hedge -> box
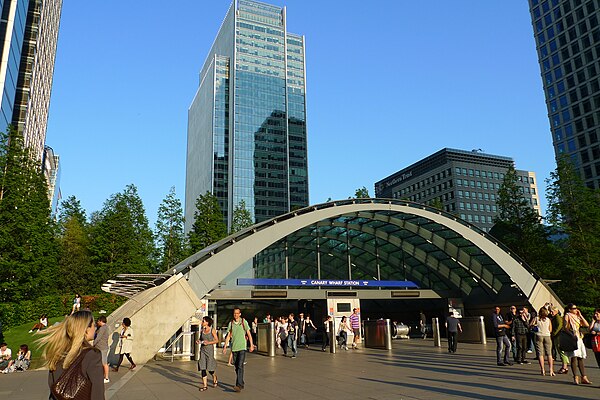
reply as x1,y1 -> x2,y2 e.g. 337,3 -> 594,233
0,293 -> 127,329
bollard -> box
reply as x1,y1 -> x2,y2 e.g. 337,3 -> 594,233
329,320 -> 336,353
256,322 -> 276,356
432,317 -> 441,347
478,316 -> 487,345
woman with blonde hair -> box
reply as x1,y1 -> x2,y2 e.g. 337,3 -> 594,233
564,303 -> 591,385
37,310 -> 104,399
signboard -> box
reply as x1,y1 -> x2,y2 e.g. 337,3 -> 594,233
237,278 -> 418,288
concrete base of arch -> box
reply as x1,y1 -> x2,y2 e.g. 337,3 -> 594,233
106,274 -> 202,364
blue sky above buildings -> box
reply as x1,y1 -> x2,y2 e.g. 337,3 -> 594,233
46,0 -> 552,224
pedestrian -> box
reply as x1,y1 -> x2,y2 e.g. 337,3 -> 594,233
322,316 -> 332,351
526,307 -> 536,353
29,314 -> 48,333
337,316 -> 350,350
491,306 -> 512,366
112,317 -> 136,372
532,307 -> 554,376
506,306 -> 518,362
302,314 -> 316,348
222,308 -> 254,392
251,316 -> 258,346
37,310 -> 104,399
419,311 -> 427,339
445,312 -> 462,353
279,316 -> 289,355
298,313 -> 306,346
513,308 -> 531,364
564,303 -> 591,384
93,315 -> 110,383
550,306 -> 569,374
263,313 -> 271,323
71,294 -> 81,315
197,316 -> 218,392
287,313 -> 298,358
349,308 -> 361,349
589,309 -> 600,370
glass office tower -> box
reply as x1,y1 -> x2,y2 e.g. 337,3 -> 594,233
186,0 -> 309,232
528,0 -> 600,188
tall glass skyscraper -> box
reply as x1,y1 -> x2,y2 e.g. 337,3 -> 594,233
527,0 -> 600,188
186,0 -> 309,232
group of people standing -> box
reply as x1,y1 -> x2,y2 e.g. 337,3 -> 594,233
492,303 -> 600,386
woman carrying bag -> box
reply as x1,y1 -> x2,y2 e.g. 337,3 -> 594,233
564,303 -> 591,385
589,309 -> 600,369
38,310 -> 105,400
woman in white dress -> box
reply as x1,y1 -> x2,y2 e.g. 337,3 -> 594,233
564,303 -> 591,385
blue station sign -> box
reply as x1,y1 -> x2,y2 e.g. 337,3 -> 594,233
237,278 -> 418,288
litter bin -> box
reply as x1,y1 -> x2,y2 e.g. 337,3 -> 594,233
363,319 -> 393,350
256,322 -> 276,356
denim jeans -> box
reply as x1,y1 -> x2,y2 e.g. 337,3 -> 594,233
232,350 -> 246,388
287,333 -> 297,356
496,335 -> 511,364
448,331 -> 458,352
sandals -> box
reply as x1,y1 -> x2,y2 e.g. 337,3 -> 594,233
213,380 -> 218,388
199,386 -> 208,392
557,367 -> 569,374
581,376 -> 592,384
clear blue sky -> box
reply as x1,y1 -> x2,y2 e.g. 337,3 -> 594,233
46,1 -> 553,225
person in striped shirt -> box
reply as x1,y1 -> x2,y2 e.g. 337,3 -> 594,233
349,308 -> 361,349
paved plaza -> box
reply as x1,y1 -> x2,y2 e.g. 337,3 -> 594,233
2,339 -> 599,399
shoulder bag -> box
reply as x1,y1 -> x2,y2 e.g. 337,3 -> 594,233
50,348 -> 92,400
559,329 -> 578,352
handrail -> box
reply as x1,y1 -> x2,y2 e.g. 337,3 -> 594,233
161,331 -> 193,362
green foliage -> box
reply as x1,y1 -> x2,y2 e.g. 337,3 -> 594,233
0,293 -> 126,330
155,187 -> 186,271
354,186 -> 370,198
490,165 -> 556,277
428,198 -> 444,210
188,191 -> 227,253
545,157 -> 600,306
0,128 -> 59,303
230,199 -> 253,233
89,184 -> 155,283
58,216 -> 95,293
58,195 -> 87,230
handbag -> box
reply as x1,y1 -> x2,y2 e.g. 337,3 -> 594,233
50,348 -> 93,400
583,333 -> 593,349
592,335 -> 600,353
558,329 -> 578,352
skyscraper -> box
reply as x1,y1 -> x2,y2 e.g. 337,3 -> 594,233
375,148 -> 541,232
527,0 -> 600,188
0,0 -> 62,162
186,0 -> 309,232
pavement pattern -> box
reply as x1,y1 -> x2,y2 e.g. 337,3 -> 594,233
2,339 -> 599,400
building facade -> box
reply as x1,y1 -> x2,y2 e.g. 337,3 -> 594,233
42,144 -> 60,216
528,0 -> 600,188
185,0 -> 309,232
375,148 -> 541,232
0,0 -> 62,162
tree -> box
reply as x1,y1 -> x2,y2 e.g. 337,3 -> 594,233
58,195 -> 87,229
545,157 -> 600,306
188,191 -> 227,254
491,166 -> 552,276
58,215 -> 95,293
155,187 -> 186,272
354,187 -> 370,198
0,128 -> 59,302
89,184 -> 155,283
231,199 -> 253,234
428,198 -> 444,210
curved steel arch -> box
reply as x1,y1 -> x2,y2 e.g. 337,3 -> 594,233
172,199 -> 561,312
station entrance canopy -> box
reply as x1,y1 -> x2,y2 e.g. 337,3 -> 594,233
104,199 -> 562,362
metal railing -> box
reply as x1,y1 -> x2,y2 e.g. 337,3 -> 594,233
157,331 -> 194,362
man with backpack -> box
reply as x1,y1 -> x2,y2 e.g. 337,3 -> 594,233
223,308 -> 254,392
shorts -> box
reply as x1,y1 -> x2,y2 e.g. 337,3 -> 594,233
101,350 -> 108,364
352,328 -> 360,338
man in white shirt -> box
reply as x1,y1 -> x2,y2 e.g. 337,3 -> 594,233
0,343 -> 12,372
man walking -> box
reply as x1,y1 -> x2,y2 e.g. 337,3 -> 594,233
492,306 -> 512,366
93,315 -> 111,383
513,307 -> 531,365
445,312 -> 462,353
505,306 -> 518,362
350,308 -> 361,349
322,316 -> 332,351
223,308 -> 254,392
419,311 -> 427,339
287,313 -> 298,358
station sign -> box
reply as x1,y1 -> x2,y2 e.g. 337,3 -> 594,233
237,278 -> 418,288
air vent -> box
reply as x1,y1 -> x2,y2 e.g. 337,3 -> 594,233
251,290 -> 287,298
327,291 -> 357,297
391,290 -> 420,298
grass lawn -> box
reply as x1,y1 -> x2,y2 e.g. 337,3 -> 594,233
4,317 -> 65,370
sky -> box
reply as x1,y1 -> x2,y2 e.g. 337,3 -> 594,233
46,1 -> 553,226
